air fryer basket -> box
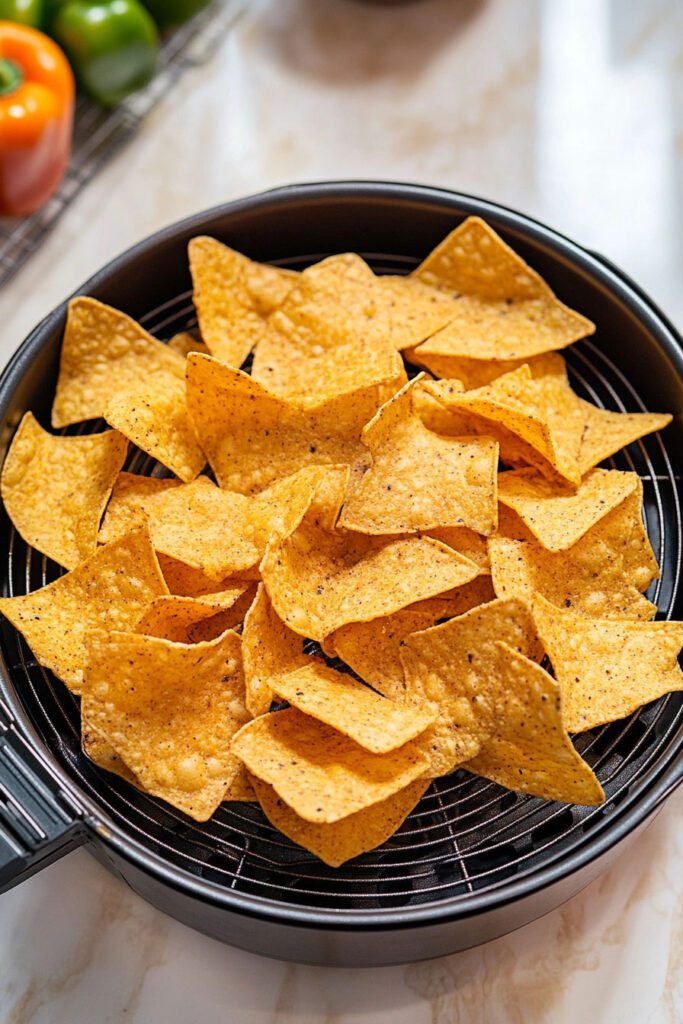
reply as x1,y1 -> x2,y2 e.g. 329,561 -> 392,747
0,183 -> 680,967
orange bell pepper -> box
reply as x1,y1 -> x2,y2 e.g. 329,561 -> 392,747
0,21 -> 74,216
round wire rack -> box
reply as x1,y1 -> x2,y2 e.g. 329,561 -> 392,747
1,251 -> 681,913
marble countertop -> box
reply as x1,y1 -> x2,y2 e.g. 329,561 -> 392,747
0,0 -> 681,1020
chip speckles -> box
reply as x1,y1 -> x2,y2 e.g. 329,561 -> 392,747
231,708 -> 430,824
52,297 -> 186,428
339,376 -> 499,536
533,596 -> 683,732
82,628 -> 248,821
1,412 -> 127,569
0,526 -> 168,693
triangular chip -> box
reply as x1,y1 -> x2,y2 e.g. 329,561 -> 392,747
52,298 -> 185,428
100,468 -> 322,581
82,628 -> 248,820
411,216 -> 594,360
339,376 -> 499,535
231,708 -> 429,824
533,596 -> 683,732
186,354 -> 387,494
189,236 -> 295,366
186,589 -> 257,643
463,642 -> 604,804
272,661 -> 437,754
82,721 -> 138,786
261,514 -> 479,641
489,486 -> 659,620
0,527 -> 168,693
105,375 -> 205,482
400,598 -> 540,775
136,586 -> 253,643
250,774 -> 430,866
405,349 -> 571,390
378,275 -> 458,351
1,413 -> 127,569
577,401 -> 672,474
252,254 -> 404,402
328,577 -> 496,700
497,467 -> 640,551
242,584 -> 308,717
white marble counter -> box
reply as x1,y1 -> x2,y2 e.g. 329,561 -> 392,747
0,0 -> 681,1020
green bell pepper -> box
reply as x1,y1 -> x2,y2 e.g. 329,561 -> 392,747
0,0 -> 43,26
51,0 -> 158,107
141,0 -> 210,28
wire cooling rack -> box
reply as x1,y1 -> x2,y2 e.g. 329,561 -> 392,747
0,0 -> 245,290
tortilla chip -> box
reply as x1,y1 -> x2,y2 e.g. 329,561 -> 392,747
463,642 -> 604,804
167,331 -> 208,357
242,584 -> 307,717
328,577 -> 495,700
186,354 -> 387,494
252,254 -> 404,402
231,708 -> 429,824
251,774 -> 430,866
405,349 -> 569,389
532,596 -> 683,732
490,485 -> 659,620
400,598 -> 540,775
52,298 -> 185,428
339,376 -> 499,536
99,474 -> 179,543
0,526 -> 168,693
136,586 -> 253,643
378,275 -> 458,351
100,468 -> 321,581
577,401 -> 672,474
1,413 -> 127,569
272,661 -> 437,754
82,722 -> 138,786
411,216 -> 594,360
261,514 -> 480,641
189,236 -> 295,367
156,552 -> 258,599
423,365 -> 580,486
223,767 -> 257,802
186,591 -> 258,642
82,628 -> 248,821
497,467 -> 640,551
426,526 -> 491,574
105,375 -> 205,483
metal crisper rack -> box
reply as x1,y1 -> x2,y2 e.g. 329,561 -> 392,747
0,0 -> 245,290
1,249 -> 681,914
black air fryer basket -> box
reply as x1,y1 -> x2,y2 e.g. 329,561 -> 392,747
0,183 -> 681,967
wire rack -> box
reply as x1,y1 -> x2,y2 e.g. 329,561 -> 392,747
0,0 -> 245,290
0,251 -> 681,913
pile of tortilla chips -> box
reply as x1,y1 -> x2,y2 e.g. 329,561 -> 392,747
1,217 -> 680,867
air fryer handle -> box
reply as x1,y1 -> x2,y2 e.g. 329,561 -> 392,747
0,700 -> 86,895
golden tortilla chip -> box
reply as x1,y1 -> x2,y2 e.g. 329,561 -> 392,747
463,643 -> 604,804
497,467 -> 640,551
328,577 -> 496,700
82,722 -> 138,786
1,413 -> 127,570
577,401 -> 672,475
189,236 -> 295,367
339,376 -> 499,536
400,598 -> 540,775
261,514 -> 480,641
426,526 -> 491,574
378,275 -> 459,351
186,590 -> 258,643
224,767 -> 257,802
533,596 -> 683,732
99,473 -> 180,544
82,628 -> 248,821
272,661 -> 437,754
52,298 -> 185,428
136,586 -> 253,643
242,584 -> 307,717
105,375 -> 205,483
411,216 -> 594,360
0,526 -> 168,693
490,485 -> 658,620
252,254 -> 404,402
405,349 -> 569,389
167,331 -> 208,357
186,354 -> 387,494
100,468 -> 321,581
251,774 -> 430,866
231,708 -> 429,824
